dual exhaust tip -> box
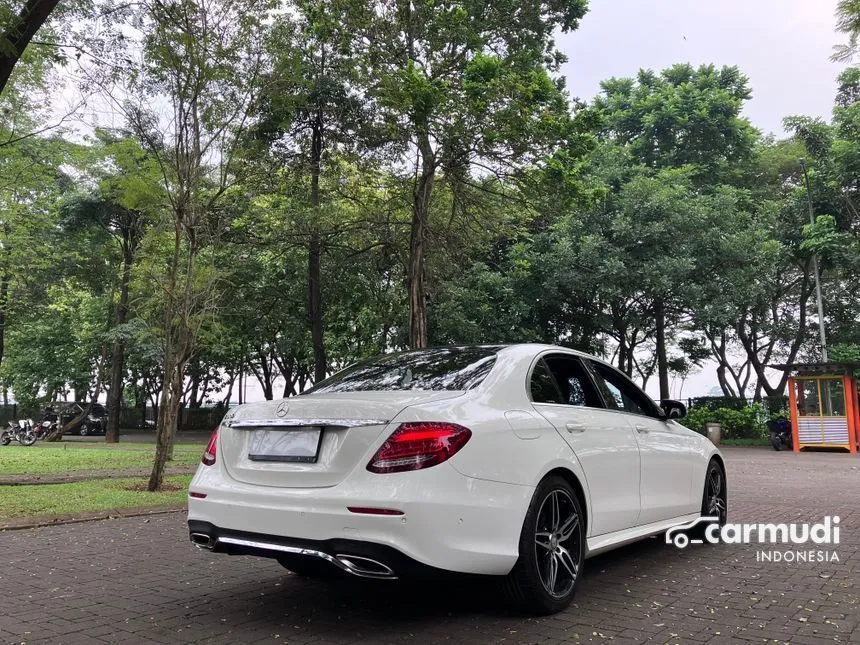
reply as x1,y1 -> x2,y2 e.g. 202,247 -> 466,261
189,532 -> 396,580
191,532 -> 216,549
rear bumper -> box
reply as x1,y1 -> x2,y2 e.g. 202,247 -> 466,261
187,461 -> 533,576
188,520 -> 463,580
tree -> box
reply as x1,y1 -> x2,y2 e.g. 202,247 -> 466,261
590,64 -> 756,398
832,0 -> 860,62
332,0 -> 587,349
0,0 -> 61,95
253,2 -> 378,383
114,0 -> 274,490
60,133 -> 160,441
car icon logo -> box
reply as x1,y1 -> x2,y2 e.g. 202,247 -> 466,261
275,402 -> 289,417
665,517 -> 719,548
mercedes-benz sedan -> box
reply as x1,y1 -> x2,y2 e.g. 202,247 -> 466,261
188,344 -> 726,614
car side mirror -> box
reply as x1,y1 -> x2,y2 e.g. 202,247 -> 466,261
660,399 -> 687,420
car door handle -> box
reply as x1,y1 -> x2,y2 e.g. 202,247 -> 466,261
566,423 -> 586,433
635,424 -> 648,433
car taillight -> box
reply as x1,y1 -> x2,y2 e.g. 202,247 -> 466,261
367,422 -> 471,474
201,428 -> 218,466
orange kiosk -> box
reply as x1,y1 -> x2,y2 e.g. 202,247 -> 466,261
782,362 -> 860,454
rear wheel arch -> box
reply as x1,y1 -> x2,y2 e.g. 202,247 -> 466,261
706,453 -> 726,488
543,467 -> 589,538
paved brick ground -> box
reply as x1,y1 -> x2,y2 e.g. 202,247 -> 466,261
0,447 -> 857,644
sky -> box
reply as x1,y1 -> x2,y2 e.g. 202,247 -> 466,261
557,0 -> 848,137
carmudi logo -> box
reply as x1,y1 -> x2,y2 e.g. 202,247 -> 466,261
665,516 -> 841,563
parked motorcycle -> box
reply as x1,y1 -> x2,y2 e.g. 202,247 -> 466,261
767,418 -> 792,451
1,419 -> 37,446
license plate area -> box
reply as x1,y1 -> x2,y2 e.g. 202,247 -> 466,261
248,428 -> 322,463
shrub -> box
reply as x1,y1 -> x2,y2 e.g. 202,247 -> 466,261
680,403 -> 780,440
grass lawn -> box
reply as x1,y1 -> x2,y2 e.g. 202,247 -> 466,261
0,475 -> 192,519
0,444 -> 204,475
720,437 -> 771,447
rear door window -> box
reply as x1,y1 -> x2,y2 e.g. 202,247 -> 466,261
543,355 -> 604,407
587,361 -> 662,418
530,359 -> 564,404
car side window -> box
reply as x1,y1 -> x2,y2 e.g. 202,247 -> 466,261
530,359 -> 564,404
543,355 -> 604,408
588,361 -> 661,418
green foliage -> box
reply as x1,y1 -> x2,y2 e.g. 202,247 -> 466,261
0,0 -> 858,439
0,282 -> 107,406
832,0 -> 860,61
680,403 -> 782,440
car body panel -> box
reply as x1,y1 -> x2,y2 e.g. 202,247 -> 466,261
625,412 -> 699,524
221,391 -> 461,488
189,457 -> 533,574
188,343 -> 723,576
533,402 -> 642,536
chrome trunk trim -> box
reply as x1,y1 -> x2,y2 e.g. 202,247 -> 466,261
228,418 -> 389,429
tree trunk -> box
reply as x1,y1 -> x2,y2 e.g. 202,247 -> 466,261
149,220 -> 191,490
654,298 -> 670,400
221,370 -> 235,406
617,334 -> 627,373
148,354 -> 184,491
253,348 -> 274,400
408,134 -> 435,349
307,97 -> 327,383
308,232 -> 325,383
0,274 -> 9,369
0,0 -> 61,96
188,357 -> 201,408
105,244 -> 133,443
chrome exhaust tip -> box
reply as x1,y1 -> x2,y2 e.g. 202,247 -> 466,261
190,532 -> 215,550
335,554 -> 396,579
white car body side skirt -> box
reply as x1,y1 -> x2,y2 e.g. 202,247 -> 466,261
585,512 -> 700,557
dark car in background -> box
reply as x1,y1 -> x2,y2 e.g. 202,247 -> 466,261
40,402 -> 108,436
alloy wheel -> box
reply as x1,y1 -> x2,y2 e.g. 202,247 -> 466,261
534,489 -> 582,598
706,466 -> 726,522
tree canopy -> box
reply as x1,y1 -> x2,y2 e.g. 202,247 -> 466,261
0,0 -> 857,488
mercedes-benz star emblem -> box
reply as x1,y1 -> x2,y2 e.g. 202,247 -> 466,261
275,401 -> 289,417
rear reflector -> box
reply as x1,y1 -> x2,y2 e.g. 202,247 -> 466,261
201,428 -> 218,466
189,491 -> 207,499
347,507 -> 404,516
367,422 -> 472,474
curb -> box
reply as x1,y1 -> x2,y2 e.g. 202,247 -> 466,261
0,503 -> 187,531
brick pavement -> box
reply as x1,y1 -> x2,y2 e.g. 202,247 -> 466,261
0,446 -> 857,644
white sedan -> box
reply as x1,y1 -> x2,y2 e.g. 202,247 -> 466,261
188,344 -> 727,614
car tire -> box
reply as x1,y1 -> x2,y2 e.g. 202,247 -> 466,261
691,459 -> 727,540
503,475 -> 585,615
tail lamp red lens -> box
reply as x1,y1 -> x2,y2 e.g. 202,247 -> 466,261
367,422 -> 471,473
201,427 -> 218,466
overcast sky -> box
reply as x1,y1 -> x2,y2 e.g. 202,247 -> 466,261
557,0 -> 848,137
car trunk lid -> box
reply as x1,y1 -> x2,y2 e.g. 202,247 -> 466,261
220,391 -> 462,488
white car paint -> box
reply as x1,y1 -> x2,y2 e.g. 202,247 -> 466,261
188,343 -> 723,576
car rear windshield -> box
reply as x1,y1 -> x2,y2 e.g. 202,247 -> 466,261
309,346 -> 501,393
